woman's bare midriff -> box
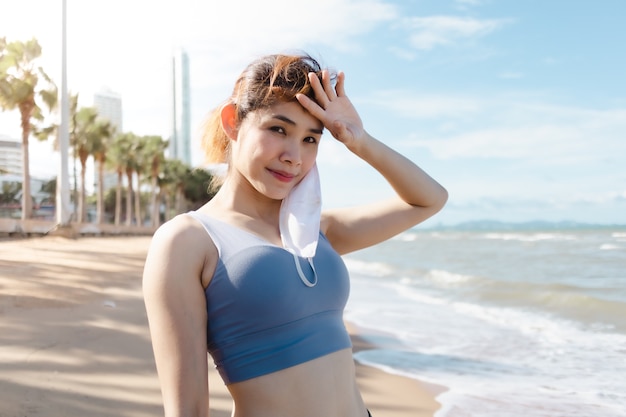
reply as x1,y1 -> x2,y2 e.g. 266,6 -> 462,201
225,348 -> 368,417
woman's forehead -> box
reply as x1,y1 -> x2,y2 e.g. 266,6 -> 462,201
254,101 -> 324,131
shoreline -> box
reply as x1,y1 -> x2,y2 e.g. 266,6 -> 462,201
347,321 -> 444,417
0,235 -> 441,416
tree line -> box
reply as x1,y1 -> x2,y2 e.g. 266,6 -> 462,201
0,37 -> 215,228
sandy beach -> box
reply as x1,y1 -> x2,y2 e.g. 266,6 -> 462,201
0,235 -> 440,417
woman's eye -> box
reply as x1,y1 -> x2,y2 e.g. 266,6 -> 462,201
304,137 -> 318,144
270,126 -> 285,134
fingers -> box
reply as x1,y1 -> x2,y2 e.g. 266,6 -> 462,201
296,93 -> 323,119
308,72 -> 329,110
321,69 -> 337,99
308,69 -> 342,109
335,71 -> 346,97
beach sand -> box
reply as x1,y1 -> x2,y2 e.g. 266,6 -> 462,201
0,235 -> 441,417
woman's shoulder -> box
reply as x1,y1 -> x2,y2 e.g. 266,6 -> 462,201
150,212 -> 214,257
154,211 -> 204,238
146,212 -> 219,288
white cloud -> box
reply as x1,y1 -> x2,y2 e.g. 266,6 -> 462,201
387,46 -> 417,61
612,191 -> 626,203
420,124 -> 586,161
431,120 -> 624,165
439,192 -> 626,225
453,0 -> 486,15
402,16 -> 510,50
361,90 -> 482,119
365,89 -> 626,165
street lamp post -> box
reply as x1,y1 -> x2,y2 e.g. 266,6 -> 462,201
56,0 -> 71,227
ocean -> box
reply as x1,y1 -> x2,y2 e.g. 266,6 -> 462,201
343,227 -> 626,417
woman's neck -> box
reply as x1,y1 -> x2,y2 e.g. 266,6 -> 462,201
208,177 -> 282,226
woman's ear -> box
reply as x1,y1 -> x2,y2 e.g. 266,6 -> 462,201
220,103 -> 238,140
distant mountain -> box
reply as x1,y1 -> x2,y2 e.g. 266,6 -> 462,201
422,220 -> 626,231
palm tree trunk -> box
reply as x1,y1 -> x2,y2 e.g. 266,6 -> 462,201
72,148 -> 78,221
164,190 -> 172,222
175,185 -> 184,215
134,172 -> 142,227
96,157 -> 105,224
125,169 -> 133,226
115,170 -> 122,226
155,189 -> 164,225
150,175 -> 159,227
78,157 -> 87,223
19,101 -> 33,220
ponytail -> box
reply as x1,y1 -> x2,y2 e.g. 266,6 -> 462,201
201,103 -> 231,165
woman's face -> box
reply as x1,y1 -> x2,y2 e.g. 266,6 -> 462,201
230,100 -> 324,201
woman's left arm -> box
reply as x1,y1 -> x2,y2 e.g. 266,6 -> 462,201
297,70 -> 448,254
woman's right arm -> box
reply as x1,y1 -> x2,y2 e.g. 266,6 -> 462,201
143,216 -> 214,417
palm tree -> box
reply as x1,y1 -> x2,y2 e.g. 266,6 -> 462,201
0,182 -> 21,205
71,106 -> 98,223
0,37 -> 57,220
118,134 -> 147,228
183,168 -> 216,209
157,159 -> 180,222
67,94 -> 79,220
33,92 -> 78,149
107,133 -> 126,225
108,132 -> 140,226
132,136 -> 149,227
142,135 -> 168,227
173,162 -> 192,216
92,119 -> 115,224
158,158 -> 189,221
71,106 -> 115,223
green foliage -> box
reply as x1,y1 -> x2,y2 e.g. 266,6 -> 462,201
108,132 -> 141,173
38,178 -> 56,204
143,135 -> 168,172
0,181 -> 21,204
40,177 -> 56,194
103,187 -> 119,216
0,37 -> 57,220
183,168 -> 216,209
0,37 -> 56,114
102,186 -> 150,223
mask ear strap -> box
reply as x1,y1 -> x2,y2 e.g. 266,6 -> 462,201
292,254 -> 317,287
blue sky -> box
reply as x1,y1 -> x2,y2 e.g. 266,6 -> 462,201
1,0 -> 625,226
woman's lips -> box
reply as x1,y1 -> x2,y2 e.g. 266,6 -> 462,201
268,169 -> 296,183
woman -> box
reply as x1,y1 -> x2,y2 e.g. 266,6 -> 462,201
143,53 -> 448,417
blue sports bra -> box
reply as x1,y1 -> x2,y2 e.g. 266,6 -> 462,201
187,211 -> 352,385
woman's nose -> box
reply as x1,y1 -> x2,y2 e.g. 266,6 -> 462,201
280,140 -> 302,165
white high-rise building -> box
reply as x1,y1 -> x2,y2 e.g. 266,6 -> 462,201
0,136 -> 51,207
93,87 -> 123,133
0,136 -> 22,176
170,48 -> 191,165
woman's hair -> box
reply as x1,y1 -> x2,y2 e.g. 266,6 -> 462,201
201,53 -> 332,179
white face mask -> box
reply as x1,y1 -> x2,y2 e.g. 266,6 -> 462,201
279,163 -> 321,259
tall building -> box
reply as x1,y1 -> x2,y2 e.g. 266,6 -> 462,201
170,48 -> 191,165
0,136 -> 22,176
93,87 -> 123,133
93,88 -> 123,191
0,136 -> 51,207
